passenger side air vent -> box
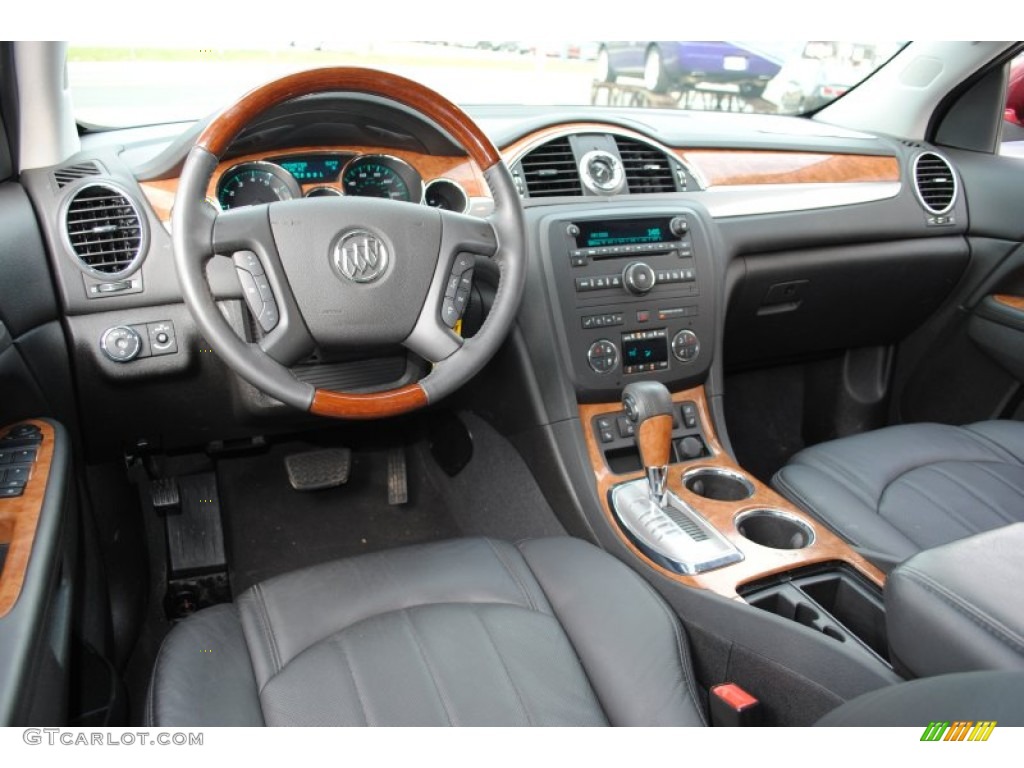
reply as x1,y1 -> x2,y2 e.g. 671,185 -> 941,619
62,182 -> 147,277
519,137 -> 582,198
615,137 -> 676,193
53,161 -> 102,188
913,152 -> 956,214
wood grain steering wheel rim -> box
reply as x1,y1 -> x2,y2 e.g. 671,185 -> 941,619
172,68 -> 526,420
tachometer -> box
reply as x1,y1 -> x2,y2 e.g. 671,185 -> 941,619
341,155 -> 423,203
216,162 -> 301,210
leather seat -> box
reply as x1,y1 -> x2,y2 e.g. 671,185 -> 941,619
147,537 -> 707,726
772,421 -> 1024,564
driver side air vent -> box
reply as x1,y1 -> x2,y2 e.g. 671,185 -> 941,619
615,137 -> 676,193
913,152 -> 956,214
519,137 -> 582,198
53,161 -> 102,188
62,182 -> 147,277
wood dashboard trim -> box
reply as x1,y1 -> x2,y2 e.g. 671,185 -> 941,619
992,294 -> 1024,312
579,387 -> 885,599
0,419 -> 55,618
140,145 -> 487,224
680,150 -> 900,186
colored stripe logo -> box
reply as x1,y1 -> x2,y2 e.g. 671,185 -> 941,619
921,721 -> 997,741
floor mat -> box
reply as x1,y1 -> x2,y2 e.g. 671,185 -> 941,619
218,442 -> 459,595
724,364 -> 806,484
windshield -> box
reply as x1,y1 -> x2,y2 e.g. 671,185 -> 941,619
69,41 -> 906,129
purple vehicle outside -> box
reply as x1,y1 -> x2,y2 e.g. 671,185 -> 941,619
597,41 -> 785,96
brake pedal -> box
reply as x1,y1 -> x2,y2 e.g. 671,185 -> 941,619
387,446 -> 408,506
150,477 -> 181,516
285,448 -> 352,491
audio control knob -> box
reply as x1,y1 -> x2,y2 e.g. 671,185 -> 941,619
670,216 -> 689,237
672,329 -> 700,363
622,262 -> 657,295
587,339 -> 619,374
100,325 -> 142,363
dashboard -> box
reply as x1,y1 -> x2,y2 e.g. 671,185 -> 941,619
17,97 -> 970,455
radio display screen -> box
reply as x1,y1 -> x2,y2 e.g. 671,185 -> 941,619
575,217 -> 673,249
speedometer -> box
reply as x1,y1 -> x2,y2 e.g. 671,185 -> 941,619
341,155 -> 423,203
216,162 -> 301,210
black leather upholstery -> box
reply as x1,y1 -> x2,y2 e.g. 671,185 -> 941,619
816,670 -> 1024,726
886,524 -> 1024,678
772,421 -> 1024,563
148,537 -> 707,727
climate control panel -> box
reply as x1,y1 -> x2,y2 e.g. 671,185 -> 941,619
541,206 -> 716,396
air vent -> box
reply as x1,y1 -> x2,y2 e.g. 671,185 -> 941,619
615,137 -> 676,193
519,137 -> 582,198
913,152 -> 957,214
62,182 -> 147,277
53,161 -> 101,188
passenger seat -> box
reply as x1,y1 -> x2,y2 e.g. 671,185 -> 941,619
771,421 -> 1024,566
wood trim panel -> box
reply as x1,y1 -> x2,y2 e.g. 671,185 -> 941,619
310,383 -> 428,419
680,150 -> 900,186
0,420 -> 55,618
500,121 -> 676,164
992,294 -> 1024,312
579,387 -> 884,599
197,67 -> 500,169
140,146 -> 487,225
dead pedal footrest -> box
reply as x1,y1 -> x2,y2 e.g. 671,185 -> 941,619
387,446 -> 408,506
285,448 -> 352,491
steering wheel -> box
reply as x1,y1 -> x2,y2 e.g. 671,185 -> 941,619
172,68 -> 526,419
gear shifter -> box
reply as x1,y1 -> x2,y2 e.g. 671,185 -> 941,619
622,381 -> 674,506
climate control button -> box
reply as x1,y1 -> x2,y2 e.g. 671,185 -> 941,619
672,329 -> 700,363
587,339 -> 619,374
622,262 -> 657,295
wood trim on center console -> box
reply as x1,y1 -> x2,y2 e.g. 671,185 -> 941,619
0,419 -> 55,618
580,387 -> 884,599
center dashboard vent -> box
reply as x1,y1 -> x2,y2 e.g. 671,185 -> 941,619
615,136 -> 676,193
913,152 -> 957,214
519,137 -> 582,198
62,182 -> 147,277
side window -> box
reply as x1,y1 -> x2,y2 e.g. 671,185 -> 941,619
1001,52 -> 1024,156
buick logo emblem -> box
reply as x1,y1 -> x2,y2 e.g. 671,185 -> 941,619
333,230 -> 390,283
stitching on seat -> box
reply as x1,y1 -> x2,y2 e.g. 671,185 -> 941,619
402,609 -> 456,726
959,425 -> 1024,464
253,585 -> 283,677
899,566 -> 1024,654
485,538 -> 539,612
898,474 -> 977,538
471,609 -> 535,726
333,632 -> 371,726
800,451 -> 879,510
970,463 -> 1024,523
773,471 -> 865,548
929,463 -> 1020,526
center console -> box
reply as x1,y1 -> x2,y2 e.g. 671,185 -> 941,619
538,206 -> 716,398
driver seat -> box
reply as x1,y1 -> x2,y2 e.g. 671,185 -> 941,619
147,537 -> 706,726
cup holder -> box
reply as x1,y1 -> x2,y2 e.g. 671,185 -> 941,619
682,468 -> 755,501
735,509 -> 815,550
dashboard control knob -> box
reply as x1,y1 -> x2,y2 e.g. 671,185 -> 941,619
678,436 -> 704,460
566,223 -> 580,238
622,262 -> 657,295
670,216 -> 689,237
672,329 -> 700,363
587,339 -> 619,374
100,325 -> 142,363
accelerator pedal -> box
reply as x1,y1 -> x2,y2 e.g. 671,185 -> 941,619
387,446 -> 408,506
285,448 -> 352,491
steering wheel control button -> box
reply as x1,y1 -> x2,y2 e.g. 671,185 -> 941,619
587,339 -> 619,374
232,251 -> 265,277
333,230 -> 390,284
623,262 -> 657,295
441,258 -> 475,328
441,299 -> 460,328
258,299 -> 280,332
672,329 -> 701,363
147,321 -> 178,356
100,325 -> 142,363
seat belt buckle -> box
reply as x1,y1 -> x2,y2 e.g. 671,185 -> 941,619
709,683 -> 762,726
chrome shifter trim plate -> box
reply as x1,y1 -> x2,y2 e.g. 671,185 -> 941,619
610,478 -> 743,574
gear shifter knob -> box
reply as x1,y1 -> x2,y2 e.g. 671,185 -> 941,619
622,382 -> 674,505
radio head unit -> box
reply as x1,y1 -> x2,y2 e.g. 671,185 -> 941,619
574,217 -> 675,252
